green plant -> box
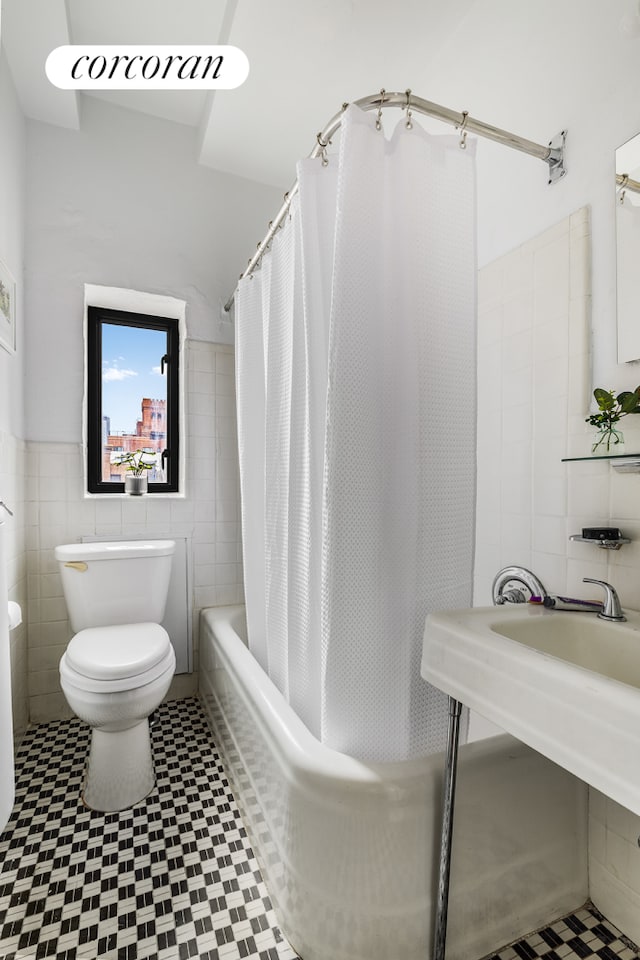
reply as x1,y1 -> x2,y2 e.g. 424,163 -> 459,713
586,387 -> 640,452
115,450 -> 155,476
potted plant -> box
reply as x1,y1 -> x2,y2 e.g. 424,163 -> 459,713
115,450 -> 155,495
586,386 -> 640,453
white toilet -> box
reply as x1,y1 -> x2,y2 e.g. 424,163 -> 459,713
54,539 -> 176,812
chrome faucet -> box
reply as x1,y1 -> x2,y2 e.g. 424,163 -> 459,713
492,566 -> 548,605
545,580 -> 625,620
492,565 -> 626,622
583,578 -> 626,622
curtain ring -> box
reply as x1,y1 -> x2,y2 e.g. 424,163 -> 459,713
376,88 -> 386,131
316,132 -> 330,166
458,110 -> 469,149
618,173 -> 629,206
404,89 -> 413,130
618,175 -> 629,205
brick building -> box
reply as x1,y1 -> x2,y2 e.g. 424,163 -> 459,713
103,398 -> 166,482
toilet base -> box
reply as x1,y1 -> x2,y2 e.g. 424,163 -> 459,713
83,719 -> 155,812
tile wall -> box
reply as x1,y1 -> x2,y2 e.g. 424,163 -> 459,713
25,340 -> 243,723
474,206 -> 591,606
0,429 -> 28,746
576,438 -> 640,945
589,789 -> 640,947
475,204 -> 640,945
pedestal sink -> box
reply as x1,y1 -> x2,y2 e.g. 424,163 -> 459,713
422,604 -> 640,815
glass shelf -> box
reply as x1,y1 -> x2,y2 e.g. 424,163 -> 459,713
561,452 -> 640,462
562,453 -> 640,473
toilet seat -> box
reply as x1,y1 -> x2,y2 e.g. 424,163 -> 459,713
61,623 -> 175,693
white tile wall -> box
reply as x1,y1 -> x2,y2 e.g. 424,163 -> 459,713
589,791 -> 640,946
475,206 -> 591,605
0,429 -> 28,746
475,204 -> 640,943
26,340 -> 242,723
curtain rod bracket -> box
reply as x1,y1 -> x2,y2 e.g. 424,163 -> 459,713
547,130 -> 567,185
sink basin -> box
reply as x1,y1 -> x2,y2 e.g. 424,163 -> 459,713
422,604 -> 640,815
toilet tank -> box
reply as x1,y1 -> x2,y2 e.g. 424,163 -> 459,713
55,540 -> 175,633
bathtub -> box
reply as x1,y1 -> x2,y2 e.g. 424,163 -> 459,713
199,605 -> 588,960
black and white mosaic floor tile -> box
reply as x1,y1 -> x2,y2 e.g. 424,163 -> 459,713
485,904 -> 639,960
1,698 -> 638,960
0,698 -> 300,960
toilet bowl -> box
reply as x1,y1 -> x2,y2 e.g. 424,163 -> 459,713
55,540 -> 176,812
60,623 -> 175,811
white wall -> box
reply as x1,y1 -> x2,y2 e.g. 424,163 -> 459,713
26,341 -> 240,722
474,208 -> 592,608
590,788 -> 640,946
475,208 -> 640,944
20,98 -> 282,722
0,47 -> 28,742
0,50 -> 25,436
414,0 -> 640,395
24,95 -> 281,443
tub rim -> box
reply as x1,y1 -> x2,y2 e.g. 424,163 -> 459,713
201,603 -> 441,794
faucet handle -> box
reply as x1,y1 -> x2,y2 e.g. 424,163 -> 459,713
583,578 -> 626,622
496,587 -> 527,605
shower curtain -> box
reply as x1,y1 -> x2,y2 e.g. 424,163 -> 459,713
236,104 -> 477,762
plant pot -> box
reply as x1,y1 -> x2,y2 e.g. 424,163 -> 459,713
125,474 -> 148,496
591,426 -> 624,455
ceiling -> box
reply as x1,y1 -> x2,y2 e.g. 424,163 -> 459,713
1,0 -> 639,189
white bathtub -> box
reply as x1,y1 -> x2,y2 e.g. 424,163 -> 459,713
199,605 -> 588,960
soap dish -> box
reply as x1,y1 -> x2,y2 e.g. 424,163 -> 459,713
569,534 -> 631,551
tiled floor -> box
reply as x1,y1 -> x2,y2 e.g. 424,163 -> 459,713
485,905 -> 639,960
0,698 -> 299,960
0,697 -> 637,960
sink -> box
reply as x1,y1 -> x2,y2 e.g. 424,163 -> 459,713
422,604 -> 640,815
493,612 -> 640,686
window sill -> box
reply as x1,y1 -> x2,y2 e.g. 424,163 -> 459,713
83,491 -> 187,499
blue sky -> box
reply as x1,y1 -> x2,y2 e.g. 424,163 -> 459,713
102,323 -> 167,434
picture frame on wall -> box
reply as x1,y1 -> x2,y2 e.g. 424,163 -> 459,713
0,258 -> 16,355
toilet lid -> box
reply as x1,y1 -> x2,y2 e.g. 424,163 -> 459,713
66,622 -> 171,681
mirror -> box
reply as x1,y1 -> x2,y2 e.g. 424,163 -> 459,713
616,132 -> 640,362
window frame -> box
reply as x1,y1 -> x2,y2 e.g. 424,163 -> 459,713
87,305 -> 180,494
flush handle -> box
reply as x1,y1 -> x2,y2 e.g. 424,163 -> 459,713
64,561 -> 88,572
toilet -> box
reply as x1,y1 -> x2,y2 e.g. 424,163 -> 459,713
54,539 -> 176,812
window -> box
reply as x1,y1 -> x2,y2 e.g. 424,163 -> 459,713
87,306 -> 179,494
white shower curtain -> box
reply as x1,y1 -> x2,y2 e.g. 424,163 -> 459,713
236,104 -> 477,762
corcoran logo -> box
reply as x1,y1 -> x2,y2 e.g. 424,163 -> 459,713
46,45 -> 249,90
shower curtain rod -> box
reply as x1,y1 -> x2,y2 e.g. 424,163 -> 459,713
617,172 -> 640,195
224,89 -> 566,313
